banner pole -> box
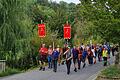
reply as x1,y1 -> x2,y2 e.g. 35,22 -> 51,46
41,20 -> 43,24
67,39 -> 68,45
66,21 -> 68,25
41,20 -> 43,45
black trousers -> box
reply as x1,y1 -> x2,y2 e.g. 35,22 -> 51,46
78,57 -> 86,68
88,56 -> 93,64
103,57 -> 107,66
98,53 -> 102,62
78,59 -> 81,69
53,59 -> 58,72
66,60 -> 71,74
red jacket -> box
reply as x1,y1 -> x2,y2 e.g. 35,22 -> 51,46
39,47 -> 48,55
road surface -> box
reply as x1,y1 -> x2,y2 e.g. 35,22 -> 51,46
0,57 -> 115,80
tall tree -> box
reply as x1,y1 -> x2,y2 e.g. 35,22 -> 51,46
0,0 -> 34,68
77,0 -> 120,66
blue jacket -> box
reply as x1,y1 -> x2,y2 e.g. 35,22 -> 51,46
52,50 -> 59,60
72,48 -> 78,59
82,50 -> 88,58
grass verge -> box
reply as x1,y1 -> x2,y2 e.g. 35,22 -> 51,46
0,67 -> 21,77
100,65 -> 120,78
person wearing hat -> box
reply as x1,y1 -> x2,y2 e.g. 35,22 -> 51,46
64,46 -> 73,75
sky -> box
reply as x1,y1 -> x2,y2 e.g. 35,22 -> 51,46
51,0 -> 80,4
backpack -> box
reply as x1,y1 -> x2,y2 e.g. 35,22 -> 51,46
88,51 -> 93,57
82,51 -> 88,58
52,50 -> 59,60
99,48 -> 102,53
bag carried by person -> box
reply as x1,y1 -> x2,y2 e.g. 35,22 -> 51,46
52,50 -> 59,60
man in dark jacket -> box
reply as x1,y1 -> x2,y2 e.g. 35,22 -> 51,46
64,47 -> 72,75
62,44 -> 68,65
52,47 -> 60,72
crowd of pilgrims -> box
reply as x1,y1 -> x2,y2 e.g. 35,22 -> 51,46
38,43 -> 118,75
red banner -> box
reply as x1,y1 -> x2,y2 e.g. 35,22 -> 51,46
38,24 -> 46,38
64,24 -> 71,39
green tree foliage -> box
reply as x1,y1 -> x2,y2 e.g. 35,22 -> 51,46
0,0 -> 34,69
1,0 -> 119,70
77,0 -> 120,66
77,0 -> 120,44
31,1 -> 77,39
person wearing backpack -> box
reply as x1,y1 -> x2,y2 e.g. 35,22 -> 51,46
72,46 -> 78,72
87,48 -> 94,64
52,47 -> 60,72
64,47 -> 73,75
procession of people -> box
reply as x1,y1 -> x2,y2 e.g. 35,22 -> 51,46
38,42 -> 117,75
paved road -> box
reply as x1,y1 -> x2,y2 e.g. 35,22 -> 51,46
0,57 -> 115,80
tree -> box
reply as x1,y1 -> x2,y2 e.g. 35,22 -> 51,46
0,0 -> 34,69
77,0 -> 120,66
